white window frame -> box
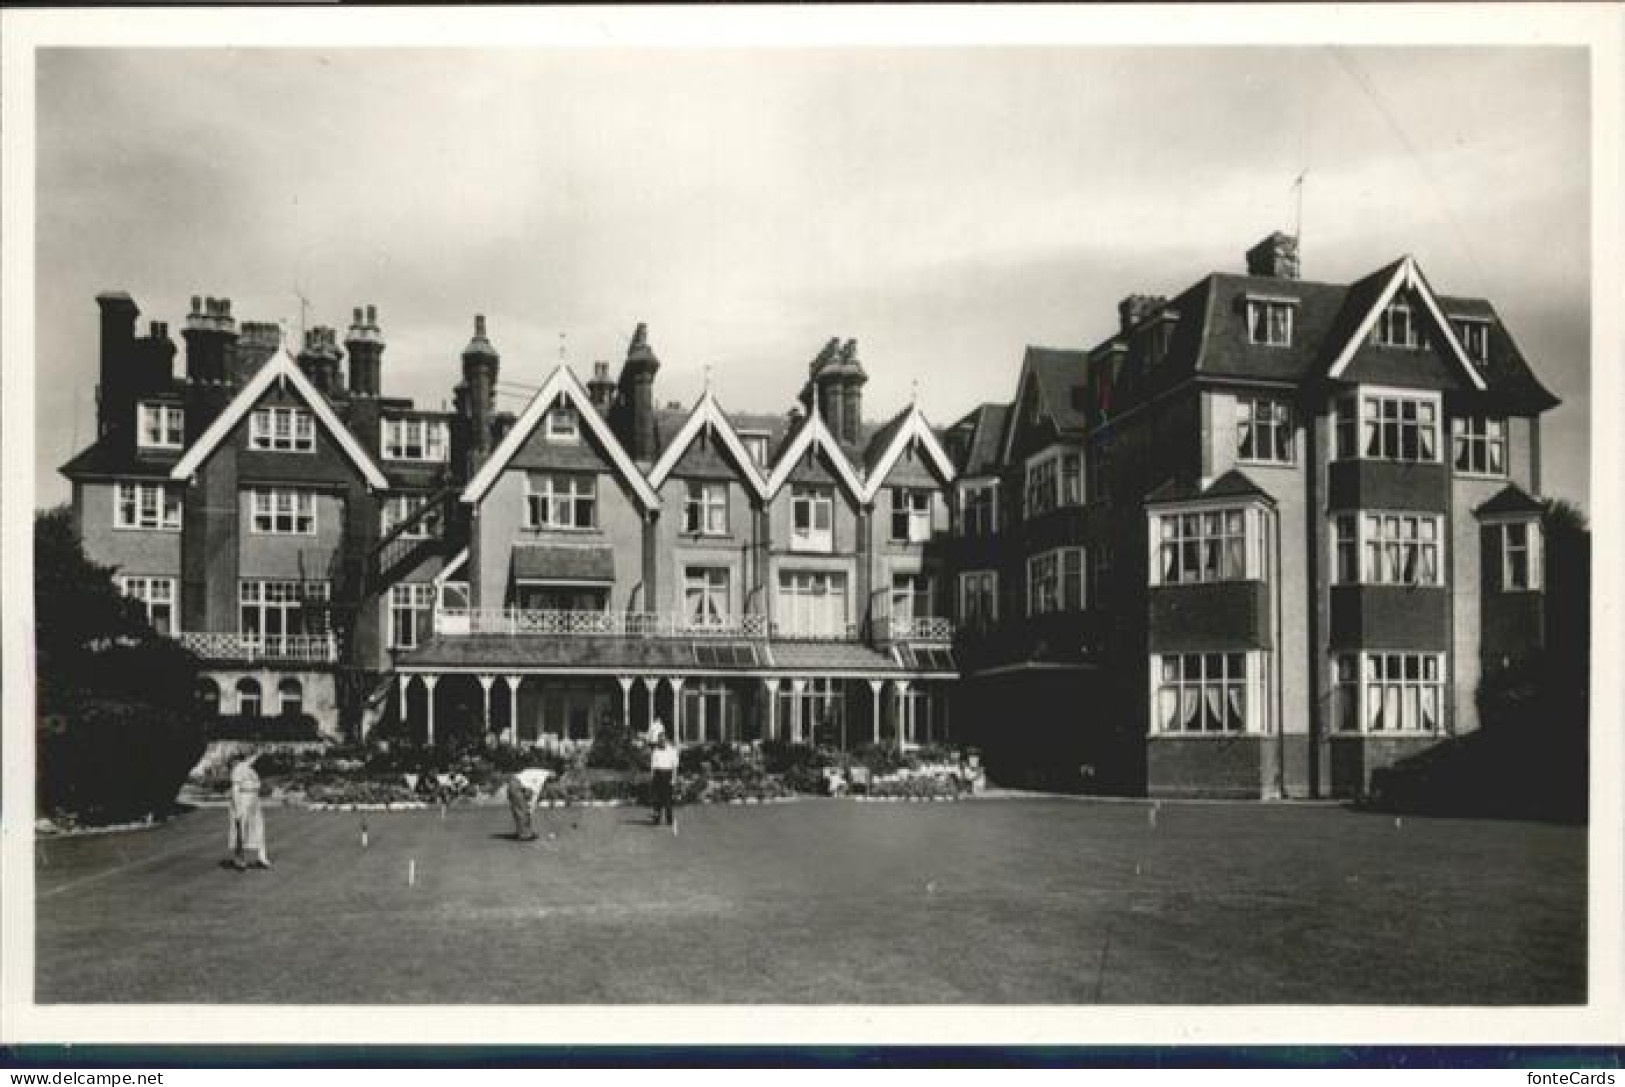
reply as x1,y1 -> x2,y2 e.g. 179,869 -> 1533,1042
1450,317 -> 1491,365
958,570 -> 999,627
1151,506 -> 1263,586
790,485 -> 834,553
248,487 -> 318,536
382,494 -> 441,540
1334,388 -> 1441,463
523,473 -> 597,531
684,566 -> 732,627
1494,519 -> 1544,591
1451,415 -> 1508,478
382,417 -> 449,462
890,572 -> 933,622
137,402 -> 185,450
683,480 -> 729,536
1027,547 -> 1086,616
1023,450 -> 1078,518
739,433 -> 770,468
1236,397 -> 1294,465
388,583 -> 437,649
958,480 -> 999,536
114,481 -> 182,531
1332,652 -> 1445,735
1245,298 -> 1294,347
890,488 -> 933,544
1372,298 -> 1423,349
249,406 -> 315,452
1331,511 -> 1442,587
776,569 -> 849,638
238,579 -> 329,652
545,402 -> 580,442
1153,651 -> 1265,735
119,575 -> 177,635
236,678 -> 263,718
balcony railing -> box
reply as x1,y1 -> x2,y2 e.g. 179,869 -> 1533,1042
874,616 -> 955,643
434,608 -> 771,639
176,632 -> 338,663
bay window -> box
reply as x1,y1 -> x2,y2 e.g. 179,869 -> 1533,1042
958,570 -> 998,628
1335,390 -> 1439,462
524,473 -> 596,530
1332,512 -> 1441,587
1154,507 -> 1262,585
1025,457 -> 1058,517
790,486 -> 834,552
1154,652 -> 1261,734
250,406 -> 315,452
1494,520 -> 1543,590
114,481 -> 182,531
1333,652 -> 1444,734
1452,416 -> 1507,476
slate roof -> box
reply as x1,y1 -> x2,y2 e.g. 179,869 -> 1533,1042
1024,346 -> 1091,437
860,405 -> 912,473
1475,482 -> 1547,519
767,641 -> 902,673
396,633 -> 910,674
1144,469 -> 1275,506
510,544 -> 616,583
946,403 -> 1010,477
59,435 -> 180,480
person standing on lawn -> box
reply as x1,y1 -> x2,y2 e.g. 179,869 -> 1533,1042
227,752 -> 271,870
649,733 -> 679,832
506,772 -> 538,841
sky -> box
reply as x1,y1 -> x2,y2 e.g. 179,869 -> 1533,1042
33,46 -> 1592,509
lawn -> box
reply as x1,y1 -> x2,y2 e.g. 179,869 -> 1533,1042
33,798 -> 1586,1004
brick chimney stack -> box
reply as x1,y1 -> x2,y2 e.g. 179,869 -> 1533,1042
618,322 -> 661,460
234,322 -> 280,384
461,314 -> 500,471
1118,294 -> 1167,334
1246,232 -> 1300,280
834,338 -> 867,445
345,305 -> 385,398
95,292 -> 140,438
298,326 -> 343,398
182,296 -> 238,385
587,360 -> 616,415
139,319 -> 177,391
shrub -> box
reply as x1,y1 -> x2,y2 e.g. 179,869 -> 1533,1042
679,741 -> 751,775
852,742 -> 908,776
586,717 -> 645,771
759,740 -> 828,776
206,714 -> 322,742
38,696 -> 207,823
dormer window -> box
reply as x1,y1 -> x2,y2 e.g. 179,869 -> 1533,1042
1452,317 -> 1490,365
1246,298 -> 1294,347
137,402 -> 184,449
250,406 -> 314,452
546,403 -> 579,441
383,418 -> 448,462
740,432 -> 769,467
1372,299 -> 1422,349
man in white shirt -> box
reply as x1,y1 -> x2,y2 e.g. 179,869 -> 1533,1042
649,734 -> 679,832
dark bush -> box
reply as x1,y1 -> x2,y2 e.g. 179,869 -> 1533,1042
678,741 -> 751,775
852,742 -> 908,776
206,713 -> 322,742
585,717 -> 645,771
759,740 -> 828,776
38,696 -> 206,823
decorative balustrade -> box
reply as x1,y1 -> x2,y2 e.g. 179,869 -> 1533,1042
176,632 -> 338,663
875,616 -> 956,643
769,621 -> 861,643
434,609 -> 771,639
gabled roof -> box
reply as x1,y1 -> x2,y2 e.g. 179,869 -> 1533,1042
859,404 -> 958,501
762,402 -> 866,500
950,403 -> 1011,477
170,343 -> 389,489
645,391 -> 769,499
1144,469 -> 1275,508
461,365 -> 660,509
1475,483 -> 1546,520
999,346 -> 1089,463
1325,256 -> 1487,391
61,435 -> 179,481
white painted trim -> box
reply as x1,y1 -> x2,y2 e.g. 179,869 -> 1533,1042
169,344 -> 389,489
461,365 -> 660,509
432,549 -> 469,587
861,406 -> 959,502
762,407 -> 865,500
998,365 -> 1036,465
1325,257 -> 1488,391
645,391 -> 769,499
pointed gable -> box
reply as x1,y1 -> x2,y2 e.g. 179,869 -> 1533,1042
861,405 -> 958,500
1325,256 -> 1487,392
170,343 -> 388,489
646,393 -> 769,499
763,406 -> 865,501
461,365 -> 659,509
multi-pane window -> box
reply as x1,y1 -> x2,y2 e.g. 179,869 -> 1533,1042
1156,509 -> 1248,585
1452,416 -> 1507,476
1372,299 -> 1422,348
1246,299 -> 1294,346
1335,392 -> 1439,462
891,489 -> 933,543
1025,458 -> 1058,517
250,406 -> 315,452
740,433 -> 770,467
1333,653 -> 1444,734
382,418 -> 449,462
114,481 -> 182,531
790,486 -> 834,552
684,567 -> 731,626
776,570 -> 848,637
239,579 -> 329,652
249,487 -> 317,535
1452,318 -> 1490,364
137,402 -> 185,449
546,405 -> 579,441
959,481 -> 998,536
1061,453 -> 1083,506
1027,547 -> 1085,616
891,573 -> 933,622
119,576 -> 176,635
1333,513 -> 1441,587
1496,521 -> 1543,591
958,570 -> 998,628
1156,653 -> 1250,733
683,481 -> 728,535
524,474 -> 597,530
382,494 -> 441,539
1236,398 -> 1294,463
388,583 -> 437,649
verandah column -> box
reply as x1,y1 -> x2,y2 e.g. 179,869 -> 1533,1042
670,677 -> 687,744
789,679 -> 807,743
618,676 -> 634,733
761,678 -> 778,741
423,674 -> 440,746
477,674 -> 496,739
641,676 -> 660,738
868,679 -> 883,745
506,674 -> 522,745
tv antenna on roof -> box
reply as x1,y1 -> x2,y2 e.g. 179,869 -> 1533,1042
293,284 -> 311,347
